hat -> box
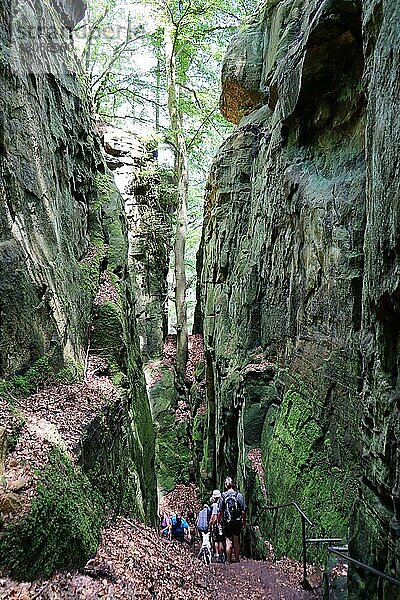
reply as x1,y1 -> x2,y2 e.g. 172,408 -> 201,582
212,489 -> 221,499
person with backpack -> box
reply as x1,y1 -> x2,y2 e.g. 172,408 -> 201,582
169,511 -> 191,542
210,489 -> 225,562
196,502 -> 211,537
218,477 -> 246,563
196,502 -> 212,564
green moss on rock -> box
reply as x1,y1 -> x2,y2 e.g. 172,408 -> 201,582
146,364 -> 191,493
261,383 -> 357,562
91,301 -> 124,374
93,173 -> 128,270
0,448 -> 104,581
156,413 -> 191,492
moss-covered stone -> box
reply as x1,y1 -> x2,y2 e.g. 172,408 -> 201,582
90,302 -> 124,374
79,398 -> 148,520
261,382 -> 358,562
146,364 -> 191,493
196,0 -> 365,573
243,379 -> 278,448
192,410 -> 206,464
0,448 -> 104,581
0,0 -> 157,579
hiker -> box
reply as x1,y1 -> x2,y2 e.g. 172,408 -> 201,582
169,511 -> 191,542
210,490 -> 225,562
187,505 -> 196,530
218,477 -> 246,563
196,502 -> 211,537
159,511 -> 171,538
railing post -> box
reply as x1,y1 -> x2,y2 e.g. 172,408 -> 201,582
301,514 -> 307,584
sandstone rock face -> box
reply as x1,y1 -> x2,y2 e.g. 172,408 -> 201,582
101,125 -> 172,360
0,0 -> 157,578
199,0 -> 400,593
51,0 -> 86,29
0,0 -> 97,375
196,0 -> 398,587
349,1 -> 400,598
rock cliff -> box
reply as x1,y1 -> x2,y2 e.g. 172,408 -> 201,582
0,0 -> 156,579
100,125 -> 172,360
349,1 -> 400,598
197,0 -> 399,596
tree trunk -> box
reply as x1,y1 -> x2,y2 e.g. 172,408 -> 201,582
165,23 -> 188,382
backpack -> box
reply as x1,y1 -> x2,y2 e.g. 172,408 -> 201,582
196,506 -> 210,533
223,492 -> 242,524
172,516 -> 182,531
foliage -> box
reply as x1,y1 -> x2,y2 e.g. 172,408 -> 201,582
0,357 -> 84,404
76,0 -> 257,334
0,357 -> 53,398
76,0 -> 146,114
0,448 -> 104,581
4,409 -> 26,455
55,359 -> 85,384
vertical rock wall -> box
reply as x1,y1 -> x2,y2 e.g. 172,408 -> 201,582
198,0 -> 365,560
197,0 -> 398,590
0,0 -> 157,577
0,0 -> 98,374
101,125 -> 172,360
349,1 -> 400,598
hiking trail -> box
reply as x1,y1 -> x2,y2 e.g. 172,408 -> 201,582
1,483 -> 324,599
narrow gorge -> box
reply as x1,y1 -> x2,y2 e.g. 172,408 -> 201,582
0,1 -> 399,599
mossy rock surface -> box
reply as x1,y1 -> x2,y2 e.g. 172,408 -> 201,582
261,383 -> 357,562
91,301 -> 124,373
146,364 -> 191,493
0,448 -> 104,581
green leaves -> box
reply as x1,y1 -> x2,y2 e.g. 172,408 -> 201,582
77,0 -> 257,332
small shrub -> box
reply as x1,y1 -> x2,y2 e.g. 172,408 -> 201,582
0,357 -> 53,399
55,360 -> 83,384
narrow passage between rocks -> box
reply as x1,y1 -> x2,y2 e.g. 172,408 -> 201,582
1,516 -> 322,600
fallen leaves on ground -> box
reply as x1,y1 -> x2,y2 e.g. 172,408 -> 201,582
247,448 -> 268,500
162,335 -> 176,368
161,334 -> 205,386
0,516 -> 321,600
0,355 -> 118,522
185,335 -> 204,383
93,271 -> 119,306
159,483 -> 202,524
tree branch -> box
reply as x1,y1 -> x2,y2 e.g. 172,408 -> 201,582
186,105 -> 223,150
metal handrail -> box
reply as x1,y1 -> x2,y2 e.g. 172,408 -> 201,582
253,502 -> 400,590
254,501 -> 314,526
328,546 -> 400,588
253,501 -> 315,587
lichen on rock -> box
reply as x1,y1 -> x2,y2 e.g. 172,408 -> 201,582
197,0 -> 366,566
0,0 -> 157,580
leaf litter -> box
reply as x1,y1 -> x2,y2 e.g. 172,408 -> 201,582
0,344 -> 322,599
0,514 -> 321,599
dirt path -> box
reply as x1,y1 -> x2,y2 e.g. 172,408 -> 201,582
210,560 -> 321,600
0,517 -> 322,600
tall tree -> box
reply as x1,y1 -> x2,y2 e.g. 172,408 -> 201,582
146,0 -> 256,382
164,17 -> 189,381
78,0 -> 257,382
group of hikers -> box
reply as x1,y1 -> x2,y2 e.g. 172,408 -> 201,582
160,477 -> 246,564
